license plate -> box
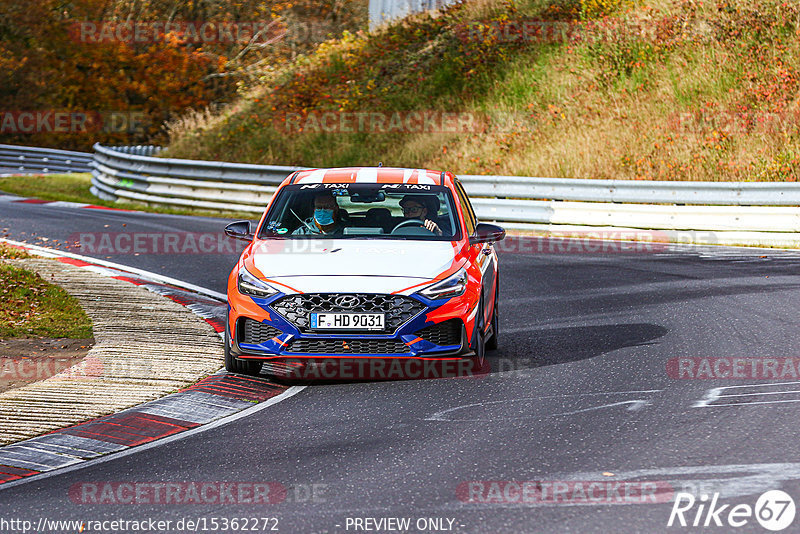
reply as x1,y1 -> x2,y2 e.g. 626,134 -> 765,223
310,312 -> 384,330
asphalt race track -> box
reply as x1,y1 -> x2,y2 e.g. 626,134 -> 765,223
2,197 -> 800,533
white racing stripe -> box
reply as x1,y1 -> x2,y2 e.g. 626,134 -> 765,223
296,168 -> 327,184
356,168 -> 378,183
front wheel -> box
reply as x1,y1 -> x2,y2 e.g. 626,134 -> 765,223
486,279 -> 499,351
471,298 -> 486,368
225,323 -> 263,377
474,328 -> 486,365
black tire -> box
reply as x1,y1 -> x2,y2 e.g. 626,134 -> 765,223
486,279 -> 499,351
224,322 -> 263,377
475,327 -> 486,365
471,297 -> 486,368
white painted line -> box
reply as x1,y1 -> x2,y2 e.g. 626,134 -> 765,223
703,381 -> 800,390
0,449 -> 83,471
0,385 -> 306,492
694,382 -> 800,407
23,434 -> 125,458
80,265 -> 121,277
31,433 -> 126,452
716,390 -> 800,398
693,387 -> 723,407
561,462 -> 800,501
426,390 -> 662,421
550,400 -> 651,417
0,238 -> 225,301
701,399 -> 800,407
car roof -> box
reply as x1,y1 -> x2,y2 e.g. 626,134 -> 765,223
285,167 -> 454,187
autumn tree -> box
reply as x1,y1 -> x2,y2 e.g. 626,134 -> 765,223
0,0 -> 366,149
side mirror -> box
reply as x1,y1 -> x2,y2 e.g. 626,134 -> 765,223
470,223 -> 506,245
225,221 -> 254,241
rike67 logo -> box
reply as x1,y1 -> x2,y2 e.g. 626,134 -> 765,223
668,490 -> 796,531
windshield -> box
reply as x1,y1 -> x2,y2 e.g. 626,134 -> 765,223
257,184 -> 461,240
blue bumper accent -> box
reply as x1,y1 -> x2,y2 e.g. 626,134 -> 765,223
235,293 -> 464,358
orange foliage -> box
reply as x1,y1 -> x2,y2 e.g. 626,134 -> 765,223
0,0 -> 366,149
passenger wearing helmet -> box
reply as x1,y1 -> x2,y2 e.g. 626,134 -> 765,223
397,195 -> 443,236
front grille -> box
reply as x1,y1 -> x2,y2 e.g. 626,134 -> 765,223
239,318 -> 282,344
415,320 -> 463,346
287,338 -> 411,354
271,294 -> 426,333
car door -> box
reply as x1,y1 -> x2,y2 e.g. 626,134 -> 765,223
454,178 -> 496,330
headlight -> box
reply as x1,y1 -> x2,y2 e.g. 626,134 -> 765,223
238,268 -> 278,298
418,268 -> 468,300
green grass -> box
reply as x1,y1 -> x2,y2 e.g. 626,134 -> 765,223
0,252 -> 93,339
0,174 -> 259,219
0,244 -> 30,260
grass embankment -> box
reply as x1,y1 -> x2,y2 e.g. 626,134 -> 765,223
165,0 -> 800,181
0,244 -> 92,339
0,174 -> 257,219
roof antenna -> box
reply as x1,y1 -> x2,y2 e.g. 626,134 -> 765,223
378,162 -> 383,167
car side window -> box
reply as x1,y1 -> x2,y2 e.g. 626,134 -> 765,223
454,179 -> 477,236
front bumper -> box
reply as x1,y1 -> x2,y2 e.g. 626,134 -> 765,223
228,292 -> 475,361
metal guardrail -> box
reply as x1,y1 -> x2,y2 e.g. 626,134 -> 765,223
87,144 -> 800,233
0,144 -> 93,174
4,143 -> 800,235
90,143 -> 305,212
459,175 -> 800,206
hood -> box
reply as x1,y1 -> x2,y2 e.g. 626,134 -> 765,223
248,239 -> 460,294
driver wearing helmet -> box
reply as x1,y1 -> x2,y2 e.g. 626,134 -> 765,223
398,195 -> 443,236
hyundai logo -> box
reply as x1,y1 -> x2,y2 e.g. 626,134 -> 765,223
334,295 -> 361,309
